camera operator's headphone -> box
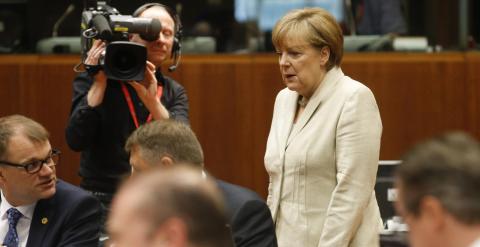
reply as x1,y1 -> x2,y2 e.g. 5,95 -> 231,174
133,3 -> 183,72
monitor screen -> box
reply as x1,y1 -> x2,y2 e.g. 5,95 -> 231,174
375,160 -> 402,224
235,0 -> 344,31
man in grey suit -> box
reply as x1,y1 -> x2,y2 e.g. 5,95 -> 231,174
124,119 -> 278,247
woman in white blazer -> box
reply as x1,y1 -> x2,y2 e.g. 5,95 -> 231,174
264,8 -> 383,247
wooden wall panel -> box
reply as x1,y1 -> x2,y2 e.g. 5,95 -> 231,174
0,63 -> 21,115
0,52 -> 478,198
174,55 -> 255,187
31,57 -> 81,185
342,53 -> 469,159
0,55 -> 81,185
466,53 -> 480,138
250,55 -> 283,197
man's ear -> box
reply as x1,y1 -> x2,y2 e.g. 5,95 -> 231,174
0,168 -> 7,187
320,46 -> 330,66
160,156 -> 175,167
418,196 -> 446,230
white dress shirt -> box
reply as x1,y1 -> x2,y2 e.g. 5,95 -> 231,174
0,191 -> 36,247
470,238 -> 480,247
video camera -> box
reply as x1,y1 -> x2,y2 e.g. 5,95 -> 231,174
80,0 -> 161,81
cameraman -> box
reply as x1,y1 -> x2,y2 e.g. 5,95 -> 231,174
65,3 -> 189,233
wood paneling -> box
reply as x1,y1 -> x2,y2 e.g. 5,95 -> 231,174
0,55 -> 81,184
466,53 -> 480,137
0,52 -> 479,198
342,53 -> 469,159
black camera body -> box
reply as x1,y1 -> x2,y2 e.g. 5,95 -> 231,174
81,1 -> 161,81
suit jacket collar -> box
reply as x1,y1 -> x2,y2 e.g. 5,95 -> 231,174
25,188 -> 57,247
276,90 -> 297,155
0,191 -> 37,221
286,67 -> 344,147
0,190 -> 56,247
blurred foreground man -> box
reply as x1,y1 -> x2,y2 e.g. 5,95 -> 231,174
108,166 -> 232,247
395,131 -> 480,247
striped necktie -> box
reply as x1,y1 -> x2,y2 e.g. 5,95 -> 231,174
3,208 -> 22,247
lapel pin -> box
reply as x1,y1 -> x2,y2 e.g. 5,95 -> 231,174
41,217 -> 48,225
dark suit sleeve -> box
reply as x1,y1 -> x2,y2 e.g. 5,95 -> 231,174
166,79 -> 189,125
56,192 -> 101,246
231,200 -> 278,247
65,72 -> 102,151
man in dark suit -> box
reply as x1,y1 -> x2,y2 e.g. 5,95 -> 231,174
0,115 -> 101,247
353,0 -> 407,35
124,119 -> 278,247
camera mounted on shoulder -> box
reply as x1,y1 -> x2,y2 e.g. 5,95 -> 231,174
74,0 -> 162,81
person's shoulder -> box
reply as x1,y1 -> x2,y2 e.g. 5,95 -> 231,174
54,179 -> 97,203
336,73 -> 379,109
216,180 -> 271,223
275,87 -> 296,102
338,73 -> 373,97
216,179 -> 263,202
162,75 -> 184,89
277,87 -> 292,96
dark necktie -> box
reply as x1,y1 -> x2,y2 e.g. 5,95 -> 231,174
3,208 -> 22,247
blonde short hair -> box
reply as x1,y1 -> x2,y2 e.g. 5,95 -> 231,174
272,7 -> 343,70
0,115 -> 49,159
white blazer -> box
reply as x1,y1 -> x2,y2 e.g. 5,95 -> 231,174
265,67 -> 383,247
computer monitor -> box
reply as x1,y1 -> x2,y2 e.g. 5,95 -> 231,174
375,160 -> 402,224
234,0 -> 344,31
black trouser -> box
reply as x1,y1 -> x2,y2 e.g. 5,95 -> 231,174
86,190 -> 113,236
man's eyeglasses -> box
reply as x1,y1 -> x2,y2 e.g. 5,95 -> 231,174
0,148 -> 61,174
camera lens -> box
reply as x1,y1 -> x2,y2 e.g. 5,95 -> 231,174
113,50 -> 136,72
103,41 -> 147,81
